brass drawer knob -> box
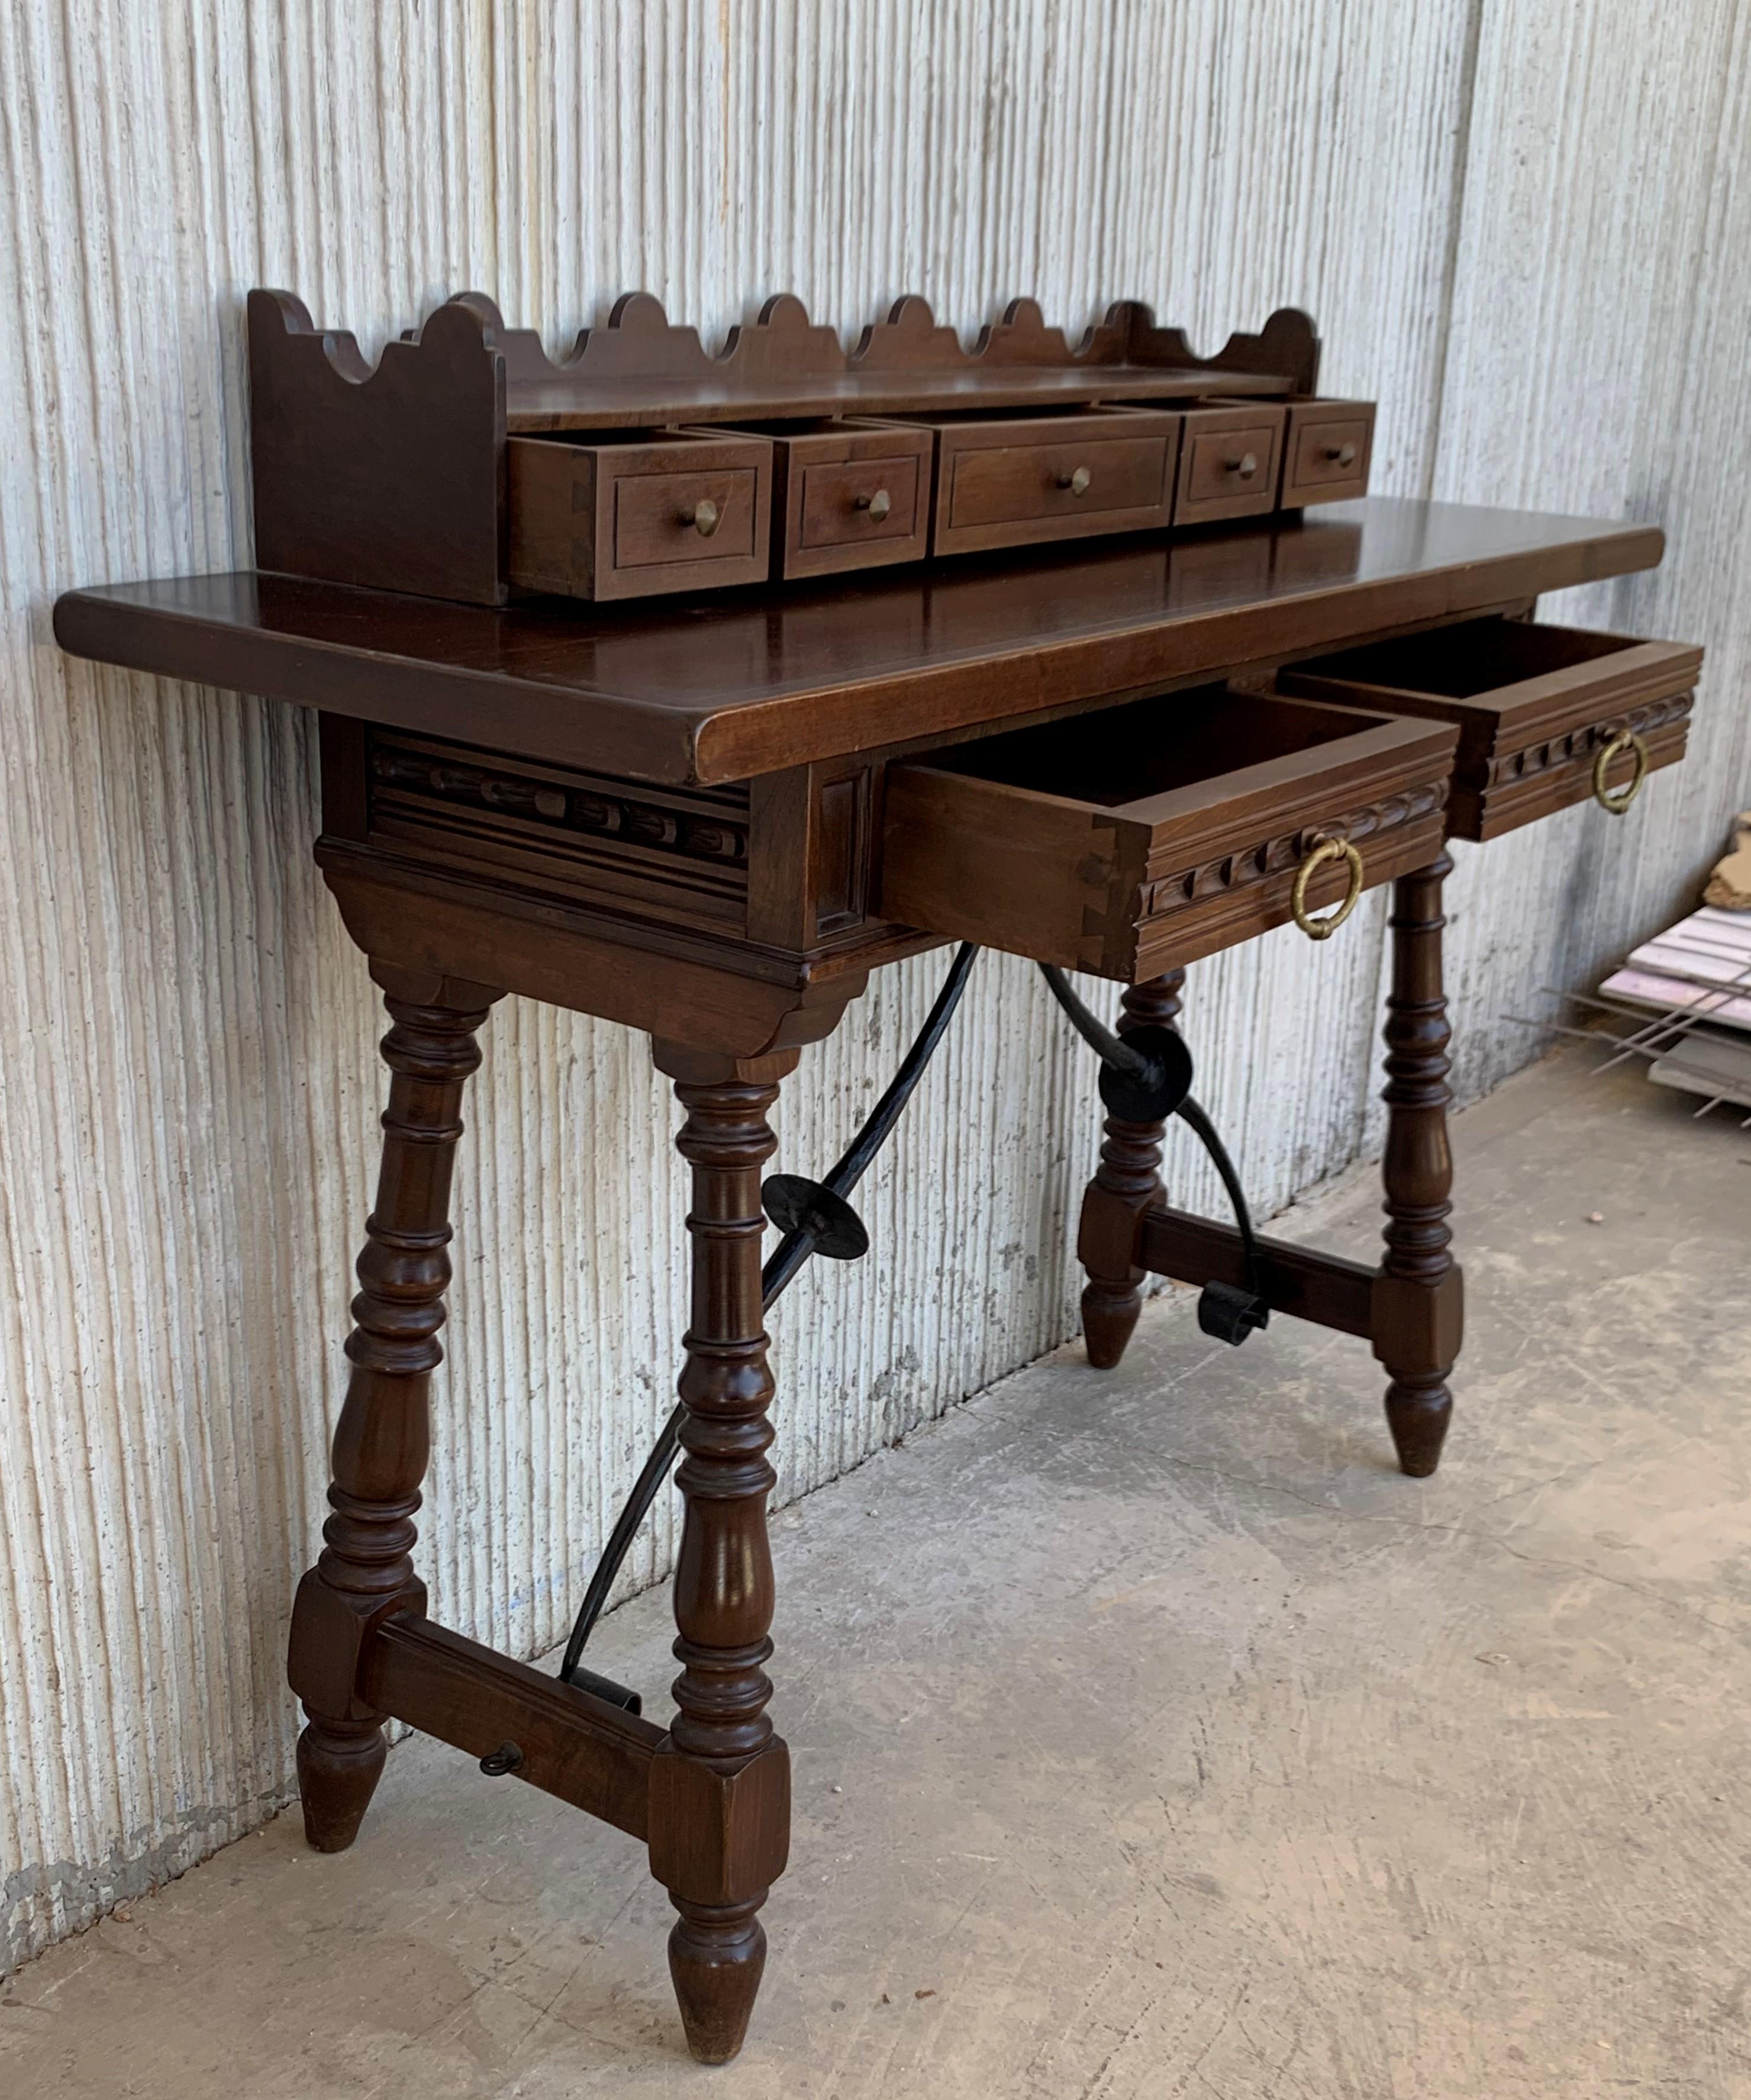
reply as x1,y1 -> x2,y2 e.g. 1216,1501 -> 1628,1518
1056,465 -> 1093,497
855,487 -> 893,522
1324,441 -> 1357,467
681,497 -> 721,538
1291,836 -> 1365,940
1225,451 -> 1259,479
1592,727 -> 1650,814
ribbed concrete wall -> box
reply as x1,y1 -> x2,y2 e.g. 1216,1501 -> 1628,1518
2,1 -> 1746,1972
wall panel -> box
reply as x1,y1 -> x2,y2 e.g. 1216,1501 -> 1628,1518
2,0 -> 1740,1972
1426,0 -> 1751,1104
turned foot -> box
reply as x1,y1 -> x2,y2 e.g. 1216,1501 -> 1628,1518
1384,1373 -> 1452,1478
1082,1277 -> 1147,1369
669,1903 -> 769,2064
296,1715 -> 387,1852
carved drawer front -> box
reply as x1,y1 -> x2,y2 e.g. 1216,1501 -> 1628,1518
1280,398 -> 1376,506
1172,404 -> 1288,524
900,407 -> 1182,557
722,418 -> 933,579
879,687 -> 1456,979
1276,617 -> 1702,840
508,428 -> 772,600
362,729 -> 750,930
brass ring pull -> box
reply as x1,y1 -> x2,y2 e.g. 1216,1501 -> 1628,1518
1290,836 -> 1365,941
1225,451 -> 1259,479
1592,728 -> 1649,814
1056,465 -> 1093,497
1324,441 -> 1357,467
681,497 -> 721,539
855,487 -> 892,522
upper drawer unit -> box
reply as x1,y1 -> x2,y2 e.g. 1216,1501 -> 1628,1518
508,429 -> 773,600
1276,617 -> 1702,839
879,687 -> 1457,980
246,289 -> 1353,604
900,407 -> 1183,557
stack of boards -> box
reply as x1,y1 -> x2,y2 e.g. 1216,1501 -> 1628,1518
1600,906 -> 1751,1116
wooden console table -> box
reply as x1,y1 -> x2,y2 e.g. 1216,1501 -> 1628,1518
56,492 -> 1700,2063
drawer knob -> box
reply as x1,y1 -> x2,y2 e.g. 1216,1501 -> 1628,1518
855,487 -> 893,522
1291,836 -> 1364,941
1592,727 -> 1650,814
680,496 -> 721,538
1324,441 -> 1357,467
1056,465 -> 1093,497
1224,451 -> 1259,479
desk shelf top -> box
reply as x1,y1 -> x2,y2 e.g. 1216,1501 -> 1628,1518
55,497 -> 1664,787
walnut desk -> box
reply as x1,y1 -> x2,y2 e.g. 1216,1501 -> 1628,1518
54,497 -> 1700,2063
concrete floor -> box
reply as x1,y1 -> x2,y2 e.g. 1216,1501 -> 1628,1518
4,1039 -> 1749,2099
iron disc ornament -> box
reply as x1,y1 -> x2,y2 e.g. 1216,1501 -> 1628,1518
1095,1022 -> 1194,1122
760,1173 -> 870,1261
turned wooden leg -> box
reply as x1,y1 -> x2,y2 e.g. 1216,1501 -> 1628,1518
1078,970 -> 1187,1368
647,1042 -> 799,2065
1375,856 -> 1462,1477
288,967 -> 500,1851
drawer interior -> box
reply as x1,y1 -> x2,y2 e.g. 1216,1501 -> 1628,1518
710,415 -> 903,438
926,685 -> 1375,809
1292,617 -> 1651,699
512,425 -> 723,453
894,403 -> 1160,427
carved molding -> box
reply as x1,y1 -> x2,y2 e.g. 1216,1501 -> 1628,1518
1142,779 -> 1450,916
1482,689 -> 1693,792
369,743 -> 749,867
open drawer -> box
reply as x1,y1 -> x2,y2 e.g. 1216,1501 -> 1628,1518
879,688 -> 1457,979
1276,617 -> 1702,840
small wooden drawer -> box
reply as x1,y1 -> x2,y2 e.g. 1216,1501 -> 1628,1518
721,418 -> 933,579
900,407 -> 1182,558
1280,398 -> 1376,505
1276,617 -> 1702,840
879,687 -> 1456,978
1173,404 -> 1288,524
508,429 -> 772,601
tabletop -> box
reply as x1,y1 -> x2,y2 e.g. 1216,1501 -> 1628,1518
54,498 -> 1664,787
